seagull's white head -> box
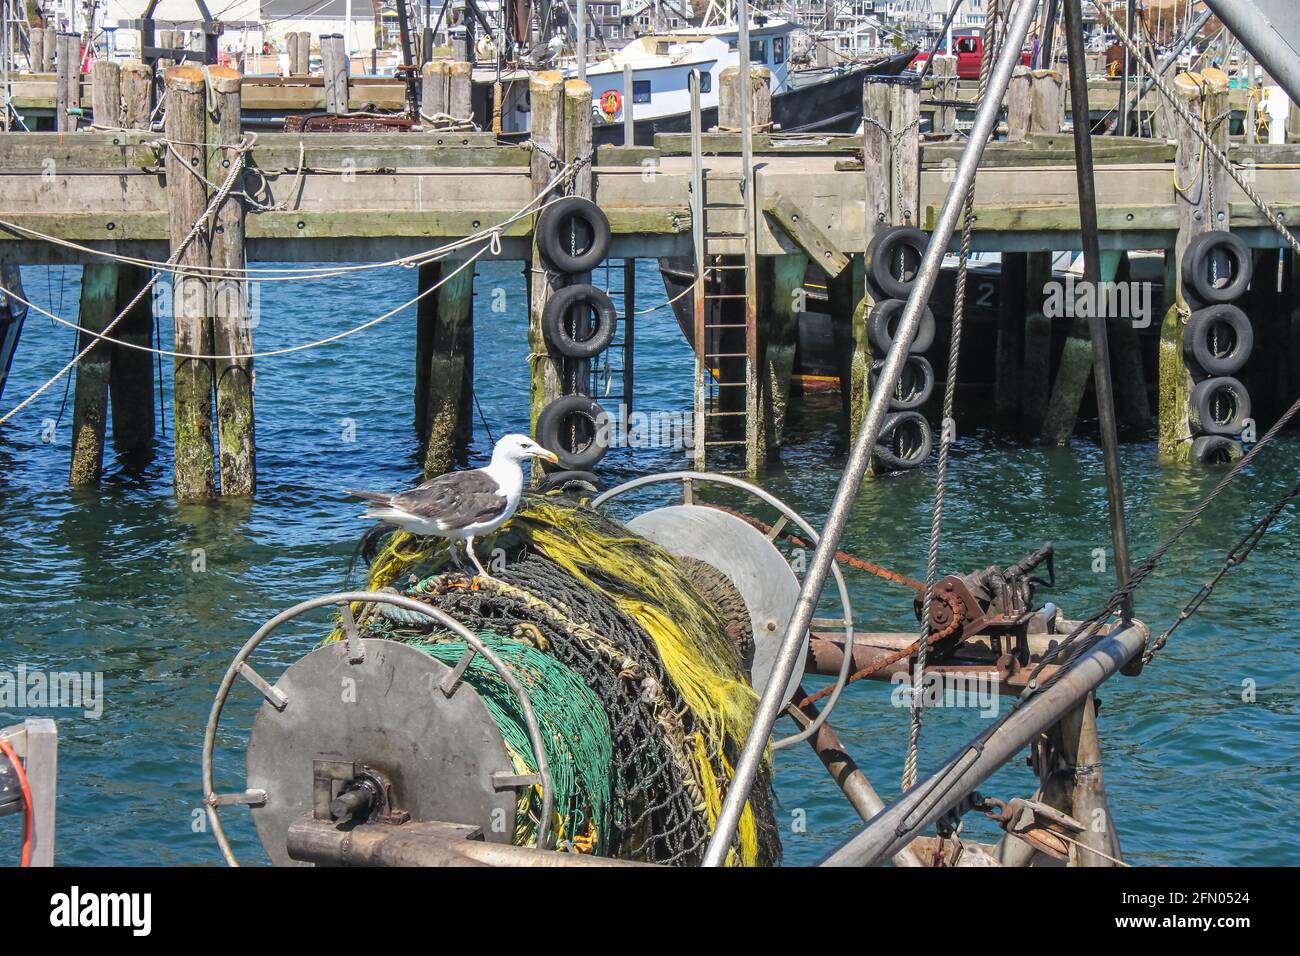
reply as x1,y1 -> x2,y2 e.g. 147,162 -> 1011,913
491,433 -> 560,467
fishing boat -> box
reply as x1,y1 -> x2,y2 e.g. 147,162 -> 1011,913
573,17 -> 915,145
0,264 -> 27,403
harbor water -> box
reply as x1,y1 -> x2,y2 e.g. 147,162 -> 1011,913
1,259 -> 1295,866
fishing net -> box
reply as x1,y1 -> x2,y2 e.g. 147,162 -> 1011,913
328,494 -> 782,867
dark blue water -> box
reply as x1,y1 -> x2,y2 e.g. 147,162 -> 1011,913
1,260 -> 1295,866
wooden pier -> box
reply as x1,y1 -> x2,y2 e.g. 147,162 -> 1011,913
1,58 -> 1298,495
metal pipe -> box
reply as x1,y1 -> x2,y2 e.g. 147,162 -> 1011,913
700,0 -> 1044,869
1118,0 -> 1133,134
1201,0 -> 1300,107
287,818 -> 650,867
787,689 -> 924,867
577,0 -> 586,80
1064,0 -> 1133,624
819,619 -> 1147,866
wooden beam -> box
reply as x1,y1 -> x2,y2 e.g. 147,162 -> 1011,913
763,193 -> 848,278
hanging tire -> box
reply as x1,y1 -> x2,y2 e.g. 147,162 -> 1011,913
536,196 -> 612,274
867,299 -> 936,355
1182,303 -> 1253,377
872,411 -> 932,472
1191,435 -> 1241,465
536,395 -> 611,469
1181,230 -> 1252,305
1189,376 -> 1251,437
536,469 -> 602,494
870,354 -> 935,411
543,283 -> 617,359
865,226 -> 927,300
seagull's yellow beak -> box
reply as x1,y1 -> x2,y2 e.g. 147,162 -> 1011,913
537,447 -> 560,465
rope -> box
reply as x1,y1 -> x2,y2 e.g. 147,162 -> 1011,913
0,158 -> 576,280
902,0 -> 999,793
338,498 -> 783,866
0,136 -> 251,427
1091,0 -> 1300,258
0,168 -> 577,372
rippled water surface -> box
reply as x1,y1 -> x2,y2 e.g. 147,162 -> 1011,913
1,260 -> 1295,866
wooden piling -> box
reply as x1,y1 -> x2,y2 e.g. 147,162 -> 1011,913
206,66 -> 255,496
416,259 -> 475,477
1159,70 -> 1229,463
1058,693 -> 1123,866
562,78 -> 595,401
1021,252 -> 1053,436
890,80 -> 920,227
448,60 -> 472,121
297,33 -> 312,76
122,61 -> 153,129
760,253 -> 810,455
718,66 -> 771,131
526,71 -> 566,436
420,58 -> 450,118
90,59 -> 120,130
165,66 -> 215,500
932,55 -> 957,137
1028,69 -> 1064,135
109,263 -> 156,456
157,31 -> 176,75
29,27 -> 45,74
1041,250 -> 1122,445
55,32 -> 75,132
995,252 -> 1027,429
852,80 -> 893,437
323,35 -> 348,115
68,264 -> 119,486
1005,65 -> 1032,141
287,32 -> 301,76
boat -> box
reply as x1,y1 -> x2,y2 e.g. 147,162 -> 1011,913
0,263 -> 27,404
488,14 -> 915,143
572,17 -> 915,145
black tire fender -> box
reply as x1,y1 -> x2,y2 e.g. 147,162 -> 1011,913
535,395 -> 611,470
867,298 -> 936,355
1190,434 -> 1241,465
1181,230 -> 1252,305
865,226 -> 927,300
543,283 -> 617,358
536,469 -> 602,494
872,410 -> 933,472
536,196 -> 612,274
1183,303 -> 1253,377
1189,376 -> 1251,437
870,354 -> 935,411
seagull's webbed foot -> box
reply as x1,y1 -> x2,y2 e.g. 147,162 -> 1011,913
466,536 -> 495,588
446,539 -> 467,572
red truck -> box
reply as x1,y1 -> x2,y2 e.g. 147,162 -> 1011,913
913,35 -> 1033,79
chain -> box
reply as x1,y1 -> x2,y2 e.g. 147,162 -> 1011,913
1146,477 -> 1300,661
862,114 -> 922,224
527,140 -> 594,196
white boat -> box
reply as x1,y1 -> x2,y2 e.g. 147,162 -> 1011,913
557,16 -> 914,144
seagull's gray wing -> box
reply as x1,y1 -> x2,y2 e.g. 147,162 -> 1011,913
391,468 -> 508,530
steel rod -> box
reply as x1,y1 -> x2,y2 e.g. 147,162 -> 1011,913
819,620 -> 1147,866
700,0 -> 1043,868
1065,0 -> 1133,622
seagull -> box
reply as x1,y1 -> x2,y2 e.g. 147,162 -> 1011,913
348,434 -> 559,581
